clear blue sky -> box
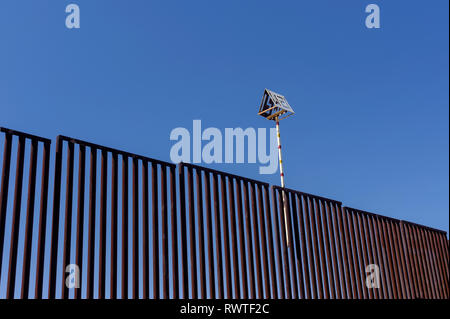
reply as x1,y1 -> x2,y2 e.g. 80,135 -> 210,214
0,0 -> 448,238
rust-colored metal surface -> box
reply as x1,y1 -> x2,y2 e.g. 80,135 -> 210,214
0,127 -> 448,299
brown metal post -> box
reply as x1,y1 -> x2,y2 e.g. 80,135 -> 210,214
234,178 -> 248,299
220,175 -> 232,299
62,141 -> 74,299
169,165 -> 178,299
49,136 -> 63,299
263,186 -> 277,299
302,196 -> 318,299
276,188 -> 291,299
86,146 -> 97,299
151,162 -> 158,298
35,141 -> 51,299
6,136 -> 25,299
21,140 -> 38,299
251,183 -> 264,298
271,187 -> 285,299
187,167 -> 197,298
212,173 -> 223,299
297,195 -> 312,299
204,171 -> 215,298
132,158 -> 139,299
0,133 -> 12,277
243,181 -> 256,298
178,163 -> 188,299
141,160 -> 149,299
227,176 -> 240,298
161,164 -> 168,299
121,155 -> 129,299
111,152 -> 118,299
99,149 -> 108,299
196,168 -> 206,298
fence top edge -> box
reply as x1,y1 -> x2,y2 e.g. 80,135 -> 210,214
345,206 -> 448,234
0,127 -> 51,144
179,162 -> 270,186
272,185 -> 343,205
343,206 -> 401,222
400,220 -> 448,235
57,135 -> 176,168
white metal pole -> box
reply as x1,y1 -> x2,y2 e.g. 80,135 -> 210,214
275,118 -> 291,247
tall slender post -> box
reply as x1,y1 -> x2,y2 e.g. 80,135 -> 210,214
276,118 -> 291,247
258,89 -> 295,247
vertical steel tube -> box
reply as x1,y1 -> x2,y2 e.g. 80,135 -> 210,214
399,222 -> 415,299
151,162 -> 158,299
111,153 -> 118,299
355,212 -> 369,299
75,145 -> 86,300
234,178 -> 247,299
196,169 -> 206,299
141,160 -> 149,299
243,181 -> 255,298
203,171 -> 214,299
296,195 -> 311,299
348,211 -> 364,299
325,202 -> 340,299
186,167 -> 195,297
49,136 -> 63,299
121,155 -> 129,299
6,136 -> 26,298
387,220 -> 403,298
370,215 -> 387,299
309,198 -> 322,298
212,173 -> 223,299
227,176 -> 240,298
416,227 -> 434,298
341,208 -> 357,298
132,158 -> 139,299
86,147 -> 97,299
264,186 -> 277,299
284,192 -> 299,299
187,167 -> 197,298
361,213 -> 377,299
257,184 -> 271,299
411,225 -> 427,298
35,141 -> 50,299
0,133 -> 12,278
161,164 -> 168,299
332,203 -> 348,299
170,165 -> 178,299
271,187 -> 285,299
250,183 -> 264,299
380,218 -> 396,298
433,231 -> 449,298
422,229 -> 439,298
319,200 -> 333,299
220,175 -> 232,299
407,224 -> 423,298
391,222 -> 407,298
61,141 -> 74,299
287,192 -> 303,299
276,188 -> 291,299
302,196 -> 318,299
98,150 -> 108,299
430,231 -> 447,298
178,164 -> 188,299
21,140 -> 38,299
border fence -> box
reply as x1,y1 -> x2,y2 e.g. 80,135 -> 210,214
0,127 -> 448,299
